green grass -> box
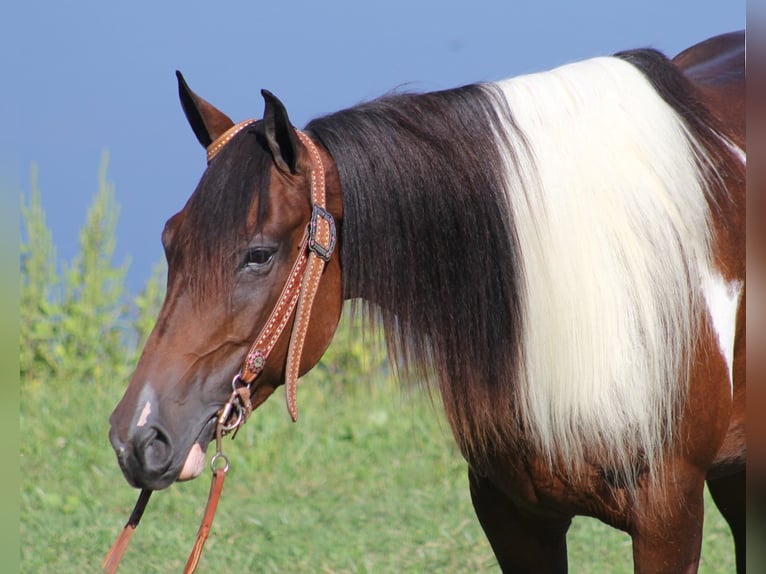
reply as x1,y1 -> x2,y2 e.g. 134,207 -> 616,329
21,371 -> 735,573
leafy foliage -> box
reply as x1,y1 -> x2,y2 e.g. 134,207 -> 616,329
303,308 -> 390,396
130,260 -> 167,350
20,164 -> 60,380
19,153 -> 163,385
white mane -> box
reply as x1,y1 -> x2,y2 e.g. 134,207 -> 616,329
489,56 -> 716,481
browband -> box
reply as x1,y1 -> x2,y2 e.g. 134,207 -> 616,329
206,119 -> 258,163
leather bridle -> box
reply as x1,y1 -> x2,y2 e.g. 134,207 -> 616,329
103,123 -> 337,573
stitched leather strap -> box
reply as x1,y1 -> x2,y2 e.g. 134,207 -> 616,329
282,131 -> 334,420
284,250 -> 326,420
206,120 -> 257,163
183,468 -> 226,574
235,128 -> 336,422
238,231 -> 311,384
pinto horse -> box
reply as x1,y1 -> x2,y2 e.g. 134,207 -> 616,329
108,32 -> 745,573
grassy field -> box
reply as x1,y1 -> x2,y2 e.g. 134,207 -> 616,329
21,366 -> 735,573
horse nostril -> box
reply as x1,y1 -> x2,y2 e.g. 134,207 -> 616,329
135,425 -> 174,476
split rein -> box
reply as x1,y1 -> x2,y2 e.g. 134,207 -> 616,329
102,125 -> 336,573
101,403 -> 234,574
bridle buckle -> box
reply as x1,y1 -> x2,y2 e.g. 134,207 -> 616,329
308,203 -> 337,262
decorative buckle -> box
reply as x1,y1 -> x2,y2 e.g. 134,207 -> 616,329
245,349 -> 266,376
308,204 -> 337,262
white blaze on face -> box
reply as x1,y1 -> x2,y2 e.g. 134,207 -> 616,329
136,400 -> 152,428
177,443 -> 207,481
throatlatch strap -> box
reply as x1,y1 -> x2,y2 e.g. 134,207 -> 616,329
282,130 -> 334,421
284,250 -> 326,420
235,128 -> 335,422
239,232 -> 311,384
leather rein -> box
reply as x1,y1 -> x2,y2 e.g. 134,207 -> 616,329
103,123 -> 336,573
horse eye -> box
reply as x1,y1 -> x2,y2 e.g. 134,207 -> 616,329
243,247 -> 275,269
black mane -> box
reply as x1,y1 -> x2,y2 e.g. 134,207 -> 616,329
307,86 -> 525,459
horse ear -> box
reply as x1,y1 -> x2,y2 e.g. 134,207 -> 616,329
176,71 -> 235,149
261,89 -> 298,174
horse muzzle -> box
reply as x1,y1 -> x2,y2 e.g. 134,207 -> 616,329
108,382 -> 219,490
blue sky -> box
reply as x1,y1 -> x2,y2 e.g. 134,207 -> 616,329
6,1 -> 745,292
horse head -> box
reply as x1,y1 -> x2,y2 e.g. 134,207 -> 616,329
108,73 -> 343,490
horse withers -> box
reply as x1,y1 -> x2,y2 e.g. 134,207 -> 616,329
108,32 -> 745,573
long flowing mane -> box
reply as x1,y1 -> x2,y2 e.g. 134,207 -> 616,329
307,49 -> 735,484
308,86 -> 526,463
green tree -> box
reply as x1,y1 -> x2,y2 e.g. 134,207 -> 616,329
131,260 -> 166,351
20,152 -> 133,384
58,152 -> 131,383
20,164 -> 61,380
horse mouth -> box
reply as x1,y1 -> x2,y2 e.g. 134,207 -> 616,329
177,416 -> 218,482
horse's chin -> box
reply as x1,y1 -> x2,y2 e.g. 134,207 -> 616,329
177,443 -> 208,481
177,417 -> 217,482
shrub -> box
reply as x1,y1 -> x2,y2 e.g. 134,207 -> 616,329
19,153 -> 162,385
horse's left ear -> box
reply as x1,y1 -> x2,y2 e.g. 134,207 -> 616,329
176,71 -> 235,149
261,89 -> 299,174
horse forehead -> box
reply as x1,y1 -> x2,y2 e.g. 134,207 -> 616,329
255,167 -> 313,229
162,211 -> 185,249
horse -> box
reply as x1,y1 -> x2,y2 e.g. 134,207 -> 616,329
108,31 -> 745,573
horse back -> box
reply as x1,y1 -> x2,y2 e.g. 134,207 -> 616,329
673,30 -> 745,148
